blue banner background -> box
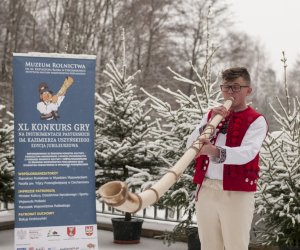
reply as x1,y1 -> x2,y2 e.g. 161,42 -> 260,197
13,54 -> 97,228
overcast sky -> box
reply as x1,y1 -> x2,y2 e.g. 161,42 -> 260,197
227,0 -> 300,76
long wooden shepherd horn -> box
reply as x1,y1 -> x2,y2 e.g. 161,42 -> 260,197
98,97 -> 234,213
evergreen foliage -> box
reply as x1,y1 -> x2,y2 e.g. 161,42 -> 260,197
255,54 -> 300,247
143,62 -> 223,238
0,105 -> 14,209
94,32 -> 161,189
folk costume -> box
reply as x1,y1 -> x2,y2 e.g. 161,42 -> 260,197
37,96 -> 64,120
186,106 -> 268,250
37,83 -> 65,120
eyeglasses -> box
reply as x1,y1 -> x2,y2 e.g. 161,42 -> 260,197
220,84 -> 249,92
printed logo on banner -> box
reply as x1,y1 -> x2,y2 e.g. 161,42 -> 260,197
47,247 -> 57,250
35,248 -> 45,250
85,226 -> 93,236
86,243 -> 95,249
67,227 -> 76,237
17,229 -> 27,240
17,248 -> 27,250
29,229 -> 42,239
47,229 -> 60,237
16,229 -> 27,240
29,247 -> 34,250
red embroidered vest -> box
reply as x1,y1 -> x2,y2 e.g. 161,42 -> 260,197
193,106 -> 263,191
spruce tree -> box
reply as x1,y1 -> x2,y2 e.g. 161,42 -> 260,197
0,105 -> 14,209
255,53 -> 300,247
94,32 -> 161,190
143,62 -> 223,238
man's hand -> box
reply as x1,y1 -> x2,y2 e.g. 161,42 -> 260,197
196,138 -> 220,158
51,95 -> 58,103
212,105 -> 230,118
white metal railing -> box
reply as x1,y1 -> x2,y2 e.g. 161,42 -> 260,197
96,200 -> 197,224
0,201 -> 197,225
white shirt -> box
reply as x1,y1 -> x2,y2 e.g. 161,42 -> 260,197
186,111 -> 268,180
37,96 -> 65,115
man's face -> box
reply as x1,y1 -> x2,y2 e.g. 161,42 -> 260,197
40,91 -> 52,102
220,76 -> 252,110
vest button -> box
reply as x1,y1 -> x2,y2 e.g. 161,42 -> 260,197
203,167 -> 207,171
205,160 -> 209,164
245,178 -> 249,182
250,181 -> 254,185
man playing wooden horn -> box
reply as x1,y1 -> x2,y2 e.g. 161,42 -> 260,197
186,67 -> 268,250
37,76 -> 74,120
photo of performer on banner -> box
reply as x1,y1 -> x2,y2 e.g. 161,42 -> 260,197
37,76 -> 74,120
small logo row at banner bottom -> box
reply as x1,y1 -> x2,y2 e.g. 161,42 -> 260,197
15,224 -> 98,250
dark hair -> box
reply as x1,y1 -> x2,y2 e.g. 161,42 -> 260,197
221,67 -> 251,85
39,82 -> 53,101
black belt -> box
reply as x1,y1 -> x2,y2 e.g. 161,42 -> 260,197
40,111 -> 59,120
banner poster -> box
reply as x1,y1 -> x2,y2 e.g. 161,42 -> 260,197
13,53 -> 98,250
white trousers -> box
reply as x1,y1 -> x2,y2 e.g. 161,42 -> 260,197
195,178 -> 254,250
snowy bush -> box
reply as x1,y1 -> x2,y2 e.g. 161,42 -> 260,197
94,33 -> 161,188
256,56 -> 300,247
143,62 -> 223,234
0,105 -> 15,209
